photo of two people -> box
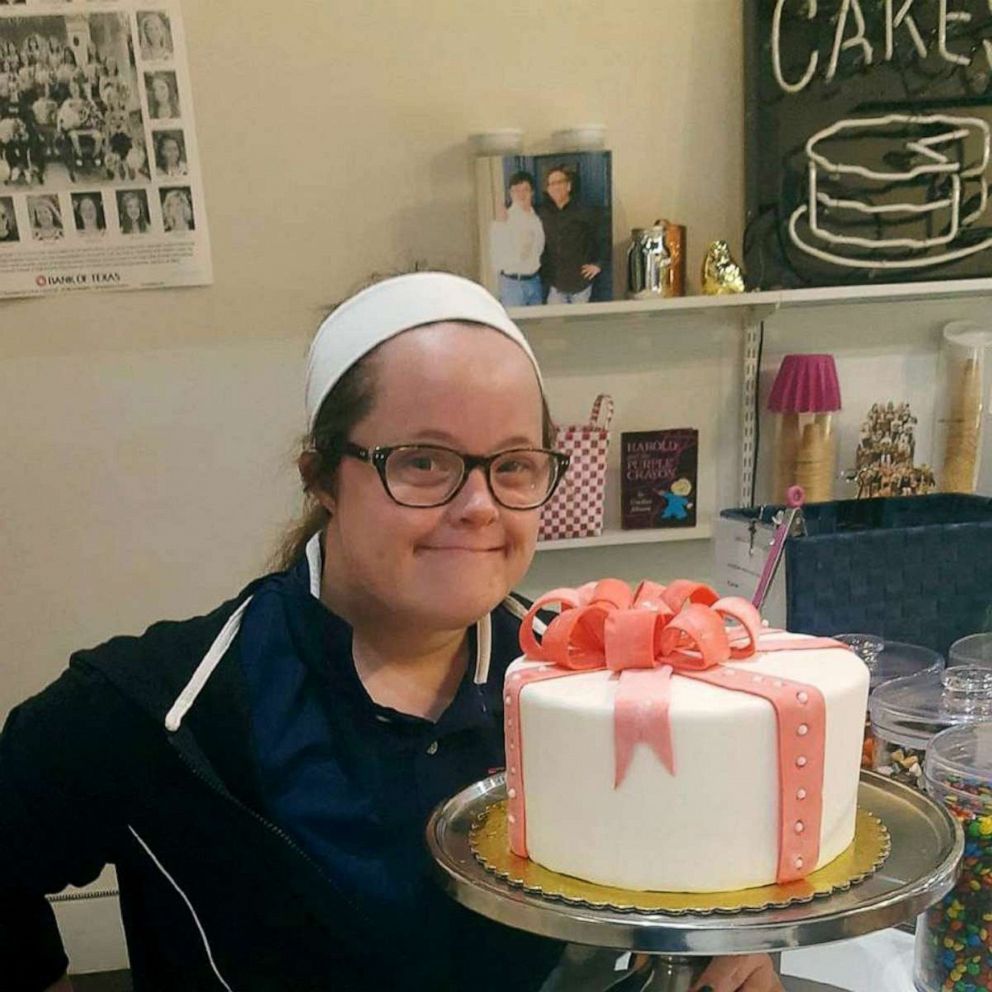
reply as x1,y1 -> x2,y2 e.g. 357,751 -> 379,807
477,150 -> 612,307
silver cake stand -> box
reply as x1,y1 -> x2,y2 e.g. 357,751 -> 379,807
427,772 -> 962,992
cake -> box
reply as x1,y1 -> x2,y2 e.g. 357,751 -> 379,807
503,578 -> 869,893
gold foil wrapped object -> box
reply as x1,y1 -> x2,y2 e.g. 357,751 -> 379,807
470,799 -> 890,914
701,240 -> 745,295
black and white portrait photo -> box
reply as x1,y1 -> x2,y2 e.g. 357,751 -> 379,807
0,196 -> 19,242
71,190 -> 105,234
160,184 -> 193,232
27,192 -> 62,240
137,11 -> 172,62
144,70 -> 179,119
116,187 -> 150,234
152,129 -> 186,178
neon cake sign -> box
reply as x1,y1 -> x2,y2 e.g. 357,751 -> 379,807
768,0 -> 992,271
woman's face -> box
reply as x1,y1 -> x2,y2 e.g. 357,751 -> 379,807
320,322 -> 544,634
79,197 -> 98,227
165,194 -> 187,227
144,17 -> 165,47
0,206 -> 10,237
35,202 -> 55,228
124,195 -> 141,221
161,138 -> 180,165
151,77 -> 170,105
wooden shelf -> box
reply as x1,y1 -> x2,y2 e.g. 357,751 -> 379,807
536,523 -> 713,552
508,277 -> 992,324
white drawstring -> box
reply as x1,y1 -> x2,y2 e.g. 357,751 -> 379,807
128,826 -> 234,991
164,597 -> 253,732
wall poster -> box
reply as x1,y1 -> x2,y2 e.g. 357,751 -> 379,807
0,0 -> 210,298
746,1 -> 992,289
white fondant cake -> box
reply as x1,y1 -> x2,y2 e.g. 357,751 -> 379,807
505,631 -> 869,893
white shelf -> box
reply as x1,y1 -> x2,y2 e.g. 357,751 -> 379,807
508,276 -> 992,323
536,523 -> 712,552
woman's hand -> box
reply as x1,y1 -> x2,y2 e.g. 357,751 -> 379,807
691,953 -> 783,992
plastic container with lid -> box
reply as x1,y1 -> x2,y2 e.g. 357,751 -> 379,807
870,666 -> 992,790
913,720 -> 992,992
835,634 -> 945,768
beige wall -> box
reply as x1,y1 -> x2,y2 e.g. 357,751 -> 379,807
0,0 -> 744,717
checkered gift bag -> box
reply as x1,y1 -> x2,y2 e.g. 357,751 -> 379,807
539,394 -> 614,541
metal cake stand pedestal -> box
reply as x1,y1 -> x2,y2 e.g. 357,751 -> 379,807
426,772 -> 962,992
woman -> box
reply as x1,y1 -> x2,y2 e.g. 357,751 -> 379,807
72,193 -> 104,234
139,13 -> 172,61
0,273 -> 780,992
118,189 -> 149,234
154,131 -> 186,177
0,198 -> 17,241
145,71 -> 178,119
160,186 -> 192,231
29,195 -> 61,239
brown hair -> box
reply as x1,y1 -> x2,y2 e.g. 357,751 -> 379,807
270,323 -> 555,573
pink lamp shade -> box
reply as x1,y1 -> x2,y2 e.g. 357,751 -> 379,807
767,354 -> 842,413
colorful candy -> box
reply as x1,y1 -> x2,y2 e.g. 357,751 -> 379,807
915,779 -> 992,992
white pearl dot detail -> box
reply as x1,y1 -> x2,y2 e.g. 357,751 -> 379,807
795,820 -> 805,833
796,756 -> 807,767
508,814 -> 516,824
797,724 -> 809,736
510,766 -> 517,775
505,695 -> 511,705
795,856 -> 804,869
797,691 -> 809,704
797,788 -> 807,800
508,788 -> 517,799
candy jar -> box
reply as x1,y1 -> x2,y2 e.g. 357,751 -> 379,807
870,667 -> 992,791
835,635 -> 945,768
914,721 -> 992,992
951,633 -> 992,669
932,321 -> 992,495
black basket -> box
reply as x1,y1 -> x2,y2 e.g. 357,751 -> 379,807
721,495 -> 992,657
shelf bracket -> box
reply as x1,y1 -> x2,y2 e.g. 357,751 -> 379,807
739,310 -> 766,507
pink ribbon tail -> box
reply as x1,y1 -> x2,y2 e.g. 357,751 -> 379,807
614,666 -> 675,787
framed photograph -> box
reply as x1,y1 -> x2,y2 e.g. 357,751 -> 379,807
476,150 -> 613,307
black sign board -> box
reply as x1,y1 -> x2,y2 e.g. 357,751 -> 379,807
745,1 -> 992,288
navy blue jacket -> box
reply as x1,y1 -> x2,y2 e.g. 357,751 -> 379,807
0,552 -> 561,991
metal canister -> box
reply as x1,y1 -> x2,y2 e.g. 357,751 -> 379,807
627,222 -> 669,299
626,221 -> 685,299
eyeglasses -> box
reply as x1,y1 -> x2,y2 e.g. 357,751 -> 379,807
339,442 -> 570,510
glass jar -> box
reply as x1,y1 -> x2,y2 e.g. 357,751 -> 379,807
836,635 -> 945,768
914,721 -> 992,992
870,667 -> 992,790
951,633 -> 992,669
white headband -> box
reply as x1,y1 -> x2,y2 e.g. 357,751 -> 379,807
305,272 -> 542,430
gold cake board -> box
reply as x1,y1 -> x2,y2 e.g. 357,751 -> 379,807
470,800 -> 890,915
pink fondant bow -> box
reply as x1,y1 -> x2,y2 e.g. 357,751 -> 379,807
519,578 -> 765,784
506,578 -> 840,884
